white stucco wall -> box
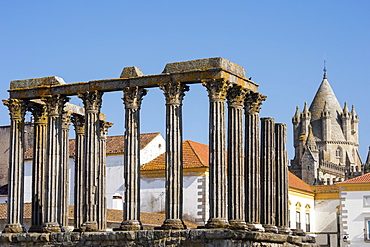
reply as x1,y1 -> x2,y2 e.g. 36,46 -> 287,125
314,199 -> 340,246
288,192 -> 315,233
341,190 -> 370,246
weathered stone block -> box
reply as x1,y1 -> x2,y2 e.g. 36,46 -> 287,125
162,57 -> 246,78
120,66 -> 144,78
10,76 -> 65,89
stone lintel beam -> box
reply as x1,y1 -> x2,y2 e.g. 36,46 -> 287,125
9,58 -> 258,99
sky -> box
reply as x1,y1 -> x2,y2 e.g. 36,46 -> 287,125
1,1 -> 369,161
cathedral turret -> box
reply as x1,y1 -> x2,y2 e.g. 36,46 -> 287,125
341,102 -> 351,141
321,101 -> 331,141
292,106 -> 301,146
351,105 -> 359,143
300,102 -> 311,138
306,125 -> 318,152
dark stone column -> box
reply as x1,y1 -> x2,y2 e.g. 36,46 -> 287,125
203,79 -> 229,229
160,81 -> 189,230
97,120 -> 113,231
120,86 -> 147,231
244,93 -> 266,231
226,85 -> 248,230
260,117 -> 278,233
71,114 -> 85,230
2,99 -> 26,233
43,95 -> 70,233
59,110 -> 72,230
275,123 -> 291,234
78,91 -> 103,232
28,102 -> 48,232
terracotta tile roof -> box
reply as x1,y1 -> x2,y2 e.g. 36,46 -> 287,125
141,140 -> 209,171
25,133 -> 161,160
336,172 -> 370,184
311,185 -> 339,193
288,172 -> 314,193
0,203 -> 198,228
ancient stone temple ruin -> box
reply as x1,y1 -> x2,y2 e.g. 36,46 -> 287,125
1,58 -> 316,246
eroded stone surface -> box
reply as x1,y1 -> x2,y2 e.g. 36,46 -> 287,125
10,76 -> 65,89
120,66 -> 144,78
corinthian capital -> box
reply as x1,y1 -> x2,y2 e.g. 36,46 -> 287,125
202,79 -> 229,101
61,110 -> 73,130
244,92 -> 267,114
3,99 -> 26,121
44,95 -> 70,117
122,86 -> 148,109
159,81 -> 189,104
71,114 -> 85,135
78,91 -> 103,113
99,121 -> 114,137
27,102 -> 48,124
227,85 -> 248,108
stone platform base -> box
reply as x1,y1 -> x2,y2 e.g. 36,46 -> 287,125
0,229 -> 318,247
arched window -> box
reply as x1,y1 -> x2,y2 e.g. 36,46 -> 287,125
305,204 -> 311,232
296,202 -> 302,229
336,147 -> 341,157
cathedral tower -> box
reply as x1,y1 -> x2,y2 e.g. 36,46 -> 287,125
290,70 -> 363,185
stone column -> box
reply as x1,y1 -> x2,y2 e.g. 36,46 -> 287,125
160,81 -> 189,230
43,95 -> 69,233
71,114 -> 85,230
59,110 -> 72,230
244,93 -> 266,231
226,85 -> 248,230
97,120 -> 113,231
203,79 -> 229,229
120,86 -> 147,230
260,117 -> 278,233
3,99 -> 26,233
27,102 -> 48,232
275,123 -> 291,234
78,90 -> 103,232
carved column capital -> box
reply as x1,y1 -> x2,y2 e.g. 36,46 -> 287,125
78,91 -> 103,113
3,99 -> 26,121
99,121 -> 114,138
122,86 -> 147,109
27,103 -> 48,124
44,95 -> 70,117
244,92 -> 267,114
61,110 -> 73,130
227,85 -> 248,108
159,81 -> 189,104
202,79 -> 229,101
71,114 -> 85,135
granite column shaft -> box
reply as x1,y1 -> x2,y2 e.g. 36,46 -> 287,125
3,99 -> 26,233
160,81 -> 188,230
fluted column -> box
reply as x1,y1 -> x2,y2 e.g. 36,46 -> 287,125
43,95 -> 69,233
160,81 -> 189,230
244,93 -> 266,231
78,90 -> 103,232
275,123 -> 291,234
97,120 -> 113,231
120,86 -> 147,230
3,99 -> 26,233
28,102 -> 48,232
59,110 -> 72,230
226,85 -> 248,230
203,79 -> 229,229
260,117 -> 278,233
71,114 -> 85,230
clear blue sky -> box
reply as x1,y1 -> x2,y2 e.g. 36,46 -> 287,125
1,1 -> 369,161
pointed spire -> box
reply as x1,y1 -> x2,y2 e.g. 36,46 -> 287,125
342,102 -> 350,119
321,101 -> 330,118
306,125 -> 317,152
323,60 -> 327,79
351,105 -> 359,122
292,106 -> 300,123
301,102 -> 311,119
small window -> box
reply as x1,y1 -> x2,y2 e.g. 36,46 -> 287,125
336,148 -> 341,157
305,213 -> 310,232
365,218 -> 370,242
296,211 -> 301,230
364,196 -> 370,207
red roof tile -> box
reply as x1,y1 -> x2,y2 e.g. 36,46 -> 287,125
141,140 -> 209,171
337,172 -> 370,184
288,172 -> 314,193
25,133 -> 161,160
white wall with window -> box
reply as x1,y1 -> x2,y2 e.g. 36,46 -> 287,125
288,191 -> 315,232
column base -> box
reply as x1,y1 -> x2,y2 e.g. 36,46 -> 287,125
278,226 -> 292,235
262,224 -> 278,233
228,220 -> 248,230
42,222 -> 62,233
291,228 -> 306,236
246,223 -> 265,232
161,219 -> 187,230
205,218 -> 229,229
119,220 -> 143,231
80,221 -> 98,232
3,223 -> 25,233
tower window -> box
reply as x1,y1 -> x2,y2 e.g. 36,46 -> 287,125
336,148 -> 341,157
